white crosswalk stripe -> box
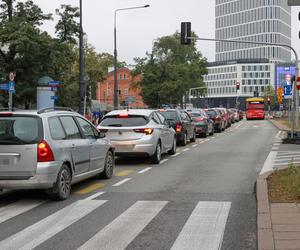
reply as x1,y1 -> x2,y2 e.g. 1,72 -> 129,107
78,200 -> 167,250
274,151 -> 300,168
0,200 -> 44,224
0,199 -> 232,250
171,201 -> 231,250
0,199 -> 107,250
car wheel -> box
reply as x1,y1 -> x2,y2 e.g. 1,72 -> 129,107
151,141 -> 161,164
168,137 -> 177,155
181,132 -> 187,146
100,151 -> 114,179
190,130 -> 196,142
47,164 -> 72,200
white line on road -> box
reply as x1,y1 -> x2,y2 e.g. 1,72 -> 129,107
112,178 -> 131,187
199,141 -> 205,144
272,147 -> 279,150
182,148 -> 190,152
212,137 -> 216,139
171,153 -> 180,157
78,201 -> 168,250
235,123 -> 243,129
160,159 -> 169,164
138,167 -> 152,174
84,192 -> 105,201
260,151 -> 277,175
277,151 -> 300,156
275,157 -> 300,162
192,144 -> 198,148
274,161 -> 300,166
171,201 -> 231,250
0,200 -> 45,224
204,139 -> 210,142
0,200 -> 107,250
273,143 -> 280,146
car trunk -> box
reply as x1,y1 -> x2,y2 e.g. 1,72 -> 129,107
0,114 -> 42,179
104,127 -> 144,141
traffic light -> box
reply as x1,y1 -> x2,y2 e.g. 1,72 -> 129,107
181,22 -> 192,45
267,97 -> 271,105
236,82 -> 240,91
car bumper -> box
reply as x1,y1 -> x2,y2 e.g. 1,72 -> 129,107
195,125 -> 207,134
0,161 -> 62,189
112,138 -> 156,157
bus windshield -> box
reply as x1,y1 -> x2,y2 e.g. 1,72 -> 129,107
247,102 -> 264,110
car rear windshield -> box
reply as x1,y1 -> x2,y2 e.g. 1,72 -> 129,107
0,116 -> 42,145
207,110 -> 218,116
159,111 -> 178,121
100,115 -> 149,127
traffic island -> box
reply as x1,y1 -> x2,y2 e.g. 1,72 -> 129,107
257,166 -> 300,250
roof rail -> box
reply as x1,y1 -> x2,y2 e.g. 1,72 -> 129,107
37,107 -> 74,114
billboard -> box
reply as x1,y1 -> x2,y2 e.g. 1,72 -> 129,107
276,65 -> 296,100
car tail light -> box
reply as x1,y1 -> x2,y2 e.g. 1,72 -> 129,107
0,112 -> 13,117
98,129 -> 108,133
176,123 -> 182,132
38,140 -> 55,162
134,128 -> 154,135
118,113 -> 128,118
216,116 -> 221,121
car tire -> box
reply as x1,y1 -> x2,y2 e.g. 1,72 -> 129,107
181,132 -> 187,146
47,164 -> 72,200
190,130 -> 196,142
151,141 -> 161,164
100,151 -> 114,179
168,137 -> 177,155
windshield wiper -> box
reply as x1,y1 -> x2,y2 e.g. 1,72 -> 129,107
108,124 -> 123,127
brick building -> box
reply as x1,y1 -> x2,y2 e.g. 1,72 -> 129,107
96,67 -> 146,109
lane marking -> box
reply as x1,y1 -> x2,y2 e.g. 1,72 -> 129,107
0,200 -> 107,249
211,137 -> 216,139
76,182 -> 105,195
84,192 -> 105,201
275,157 -> 300,162
0,200 -> 44,224
192,144 -> 198,148
274,161 -> 300,166
260,151 -> 277,175
112,178 -> 131,187
199,141 -> 205,144
115,169 -> 133,177
160,159 -> 169,164
275,154 -> 300,159
277,151 -> 300,156
78,201 -> 167,250
275,131 -> 282,139
204,139 -> 210,142
272,147 -> 279,150
182,148 -> 190,152
235,123 -> 243,129
138,167 -> 152,174
273,143 -> 280,146
171,153 -> 180,157
171,201 -> 231,250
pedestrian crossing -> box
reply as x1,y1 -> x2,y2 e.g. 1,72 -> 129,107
0,197 -> 231,250
274,151 -> 300,168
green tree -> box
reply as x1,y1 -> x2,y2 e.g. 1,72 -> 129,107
264,85 -> 278,110
132,32 -> 207,108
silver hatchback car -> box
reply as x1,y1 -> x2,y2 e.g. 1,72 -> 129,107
97,109 -> 176,164
0,108 -> 114,200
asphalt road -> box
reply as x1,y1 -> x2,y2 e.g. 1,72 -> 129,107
0,119 -> 277,250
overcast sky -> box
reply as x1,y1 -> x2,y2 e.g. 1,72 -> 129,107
33,0 -> 300,64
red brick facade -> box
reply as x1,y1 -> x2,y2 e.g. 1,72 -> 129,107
96,67 -> 146,109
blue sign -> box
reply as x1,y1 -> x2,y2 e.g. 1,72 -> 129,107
0,84 -> 8,90
8,81 -> 15,93
51,87 -> 58,92
48,81 -> 61,86
50,96 -> 58,100
283,84 -> 292,99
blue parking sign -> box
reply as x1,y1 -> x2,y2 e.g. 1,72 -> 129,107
283,84 -> 292,99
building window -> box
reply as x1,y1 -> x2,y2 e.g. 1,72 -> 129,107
125,88 -> 128,96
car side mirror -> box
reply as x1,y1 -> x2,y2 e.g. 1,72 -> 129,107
96,131 -> 106,139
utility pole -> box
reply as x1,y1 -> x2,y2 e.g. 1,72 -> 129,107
79,0 -> 85,115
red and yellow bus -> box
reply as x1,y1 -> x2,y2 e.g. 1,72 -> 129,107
246,97 -> 265,120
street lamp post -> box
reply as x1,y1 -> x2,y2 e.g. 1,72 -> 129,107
113,4 -> 150,110
79,0 -> 85,115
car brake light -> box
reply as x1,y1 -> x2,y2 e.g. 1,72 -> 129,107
119,113 -> 128,118
0,112 -> 13,117
176,123 -> 182,132
38,140 -> 55,162
134,128 -> 154,135
216,116 -> 221,121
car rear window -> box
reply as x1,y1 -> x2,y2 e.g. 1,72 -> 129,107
0,116 -> 42,145
100,115 -> 148,127
159,111 -> 178,121
207,110 -> 217,116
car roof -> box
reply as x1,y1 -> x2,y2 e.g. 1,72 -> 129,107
0,110 -> 81,117
105,109 -> 154,117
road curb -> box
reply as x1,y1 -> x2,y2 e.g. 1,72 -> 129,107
257,172 -> 275,250
267,119 -> 289,132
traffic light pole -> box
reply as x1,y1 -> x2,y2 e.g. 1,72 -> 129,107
187,35 -> 299,136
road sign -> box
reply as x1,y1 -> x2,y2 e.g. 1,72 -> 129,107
8,81 -> 15,93
0,84 -> 8,90
288,0 -> 300,5
51,87 -> 58,92
277,86 -> 284,103
284,84 -> 292,99
125,96 -> 136,104
48,81 -> 61,87
51,96 -> 58,100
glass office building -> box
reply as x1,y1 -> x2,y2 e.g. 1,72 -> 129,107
215,0 -> 291,62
